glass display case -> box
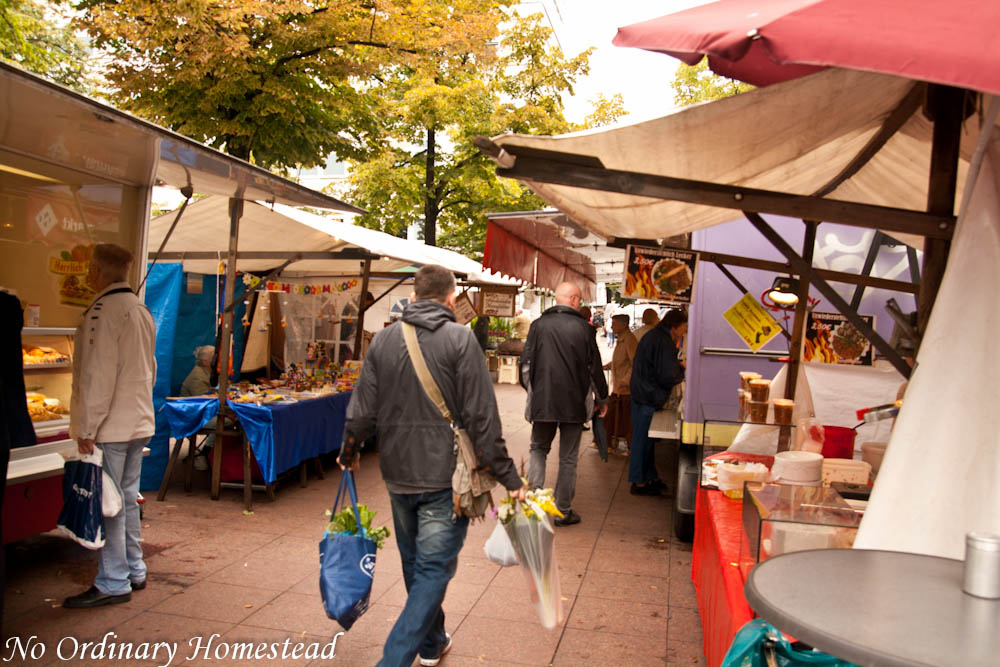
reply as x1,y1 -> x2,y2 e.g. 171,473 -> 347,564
739,482 -> 860,579
21,326 -> 75,449
698,402 -> 796,489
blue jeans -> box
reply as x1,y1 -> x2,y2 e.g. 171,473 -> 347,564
629,403 -> 659,484
96,437 -> 149,595
379,489 -> 468,667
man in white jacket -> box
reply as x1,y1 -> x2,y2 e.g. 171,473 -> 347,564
64,243 -> 156,609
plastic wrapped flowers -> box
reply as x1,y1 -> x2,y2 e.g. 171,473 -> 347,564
493,487 -> 564,629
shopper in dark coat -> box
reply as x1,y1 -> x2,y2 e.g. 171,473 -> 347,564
520,282 -> 608,525
629,308 -> 687,495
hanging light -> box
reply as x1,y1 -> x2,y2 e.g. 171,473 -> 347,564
764,276 -> 800,308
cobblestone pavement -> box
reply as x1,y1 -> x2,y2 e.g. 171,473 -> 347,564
4,350 -> 705,666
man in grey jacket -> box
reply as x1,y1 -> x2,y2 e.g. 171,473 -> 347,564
339,265 -> 525,667
64,243 -> 156,609
521,282 -> 608,527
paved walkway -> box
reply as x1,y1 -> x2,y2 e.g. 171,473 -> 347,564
4,382 -> 706,666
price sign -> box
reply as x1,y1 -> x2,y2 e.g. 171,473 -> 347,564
723,293 -> 782,352
481,290 -> 515,317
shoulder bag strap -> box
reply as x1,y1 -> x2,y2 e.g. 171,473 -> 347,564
401,322 -> 453,423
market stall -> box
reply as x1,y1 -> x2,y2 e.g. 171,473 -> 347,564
475,20 -> 1000,661
146,195 -> 517,509
0,62 -> 360,543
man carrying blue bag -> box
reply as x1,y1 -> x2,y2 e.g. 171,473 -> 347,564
338,265 -> 525,667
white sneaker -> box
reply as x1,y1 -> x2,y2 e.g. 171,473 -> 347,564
419,634 -> 452,666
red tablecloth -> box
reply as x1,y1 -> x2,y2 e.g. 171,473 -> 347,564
691,452 -> 773,667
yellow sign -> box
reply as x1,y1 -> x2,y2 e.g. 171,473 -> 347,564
723,293 -> 782,352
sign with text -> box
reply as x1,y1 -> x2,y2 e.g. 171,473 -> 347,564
723,293 -> 782,352
481,290 -> 515,317
804,311 -> 874,365
622,245 -> 697,304
453,291 -> 477,325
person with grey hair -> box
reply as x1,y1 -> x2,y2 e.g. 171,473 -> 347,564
180,345 -> 217,470
339,264 -> 525,667
180,345 -> 215,397
64,243 -> 156,608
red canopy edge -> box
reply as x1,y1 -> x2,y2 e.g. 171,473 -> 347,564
483,220 -> 596,301
613,0 -> 1000,95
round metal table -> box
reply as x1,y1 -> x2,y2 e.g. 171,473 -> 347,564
745,549 -> 1000,667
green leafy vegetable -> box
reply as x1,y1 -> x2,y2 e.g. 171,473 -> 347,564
325,504 -> 390,550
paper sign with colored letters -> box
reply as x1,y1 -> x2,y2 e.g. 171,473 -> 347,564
723,293 -> 782,352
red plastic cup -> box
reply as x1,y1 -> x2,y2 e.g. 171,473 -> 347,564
821,426 -> 856,459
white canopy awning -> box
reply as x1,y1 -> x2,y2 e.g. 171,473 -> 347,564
488,68 -> 997,250
148,196 -> 515,285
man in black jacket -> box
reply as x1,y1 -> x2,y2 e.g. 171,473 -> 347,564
629,308 -> 688,496
521,282 -> 608,526
339,265 -> 525,667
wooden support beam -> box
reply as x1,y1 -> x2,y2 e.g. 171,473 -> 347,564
812,84 -> 925,197
785,221 -> 817,406
607,238 -> 918,294
213,196 -> 243,501
918,85 -> 966,339
354,259 -> 372,360
498,157 -> 955,240
745,212 -> 911,379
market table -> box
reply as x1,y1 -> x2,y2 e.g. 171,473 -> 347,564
745,549 -> 1000,667
692,486 -> 755,667
158,392 -> 351,508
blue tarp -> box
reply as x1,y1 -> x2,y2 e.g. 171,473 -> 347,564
142,263 -> 183,491
170,273 -> 248,394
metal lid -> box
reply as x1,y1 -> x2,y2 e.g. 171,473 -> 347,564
967,532 -> 1000,551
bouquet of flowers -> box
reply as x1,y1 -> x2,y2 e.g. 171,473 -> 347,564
495,486 -> 564,629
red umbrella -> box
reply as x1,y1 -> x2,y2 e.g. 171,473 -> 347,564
613,0 -> 1000,94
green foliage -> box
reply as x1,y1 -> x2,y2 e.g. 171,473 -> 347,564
74,0 -> 497,169
347,9 -> 619,256
325,503 -> 390,550
671,60 -> 754,107
1,0 -> 93,91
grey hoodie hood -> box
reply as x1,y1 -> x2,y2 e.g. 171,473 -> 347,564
402,298 -> 455,332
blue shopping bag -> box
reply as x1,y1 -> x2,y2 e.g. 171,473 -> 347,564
722,619 -> 857,666
319,470 -> 377,630
56,451 -> 105,550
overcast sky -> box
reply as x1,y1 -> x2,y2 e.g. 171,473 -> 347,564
531,0 -> 711,124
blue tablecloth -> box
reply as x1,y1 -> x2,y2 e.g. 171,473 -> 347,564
162,397 -> 220,440
162,392 -> 351,484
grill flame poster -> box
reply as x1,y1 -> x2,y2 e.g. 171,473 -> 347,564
622,245 -> 698,304
804,311 -> 874,366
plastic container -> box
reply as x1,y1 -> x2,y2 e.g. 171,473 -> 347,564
821,425 -> 856,459
748,400 -> 769,423
772,399 -> 794,425
861,441 -> 888,477
739,372 -> 762,392
748,379 -> 771,402
771,450 -> 823,485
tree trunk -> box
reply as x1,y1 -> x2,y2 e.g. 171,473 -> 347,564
423,126 -> 437,246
